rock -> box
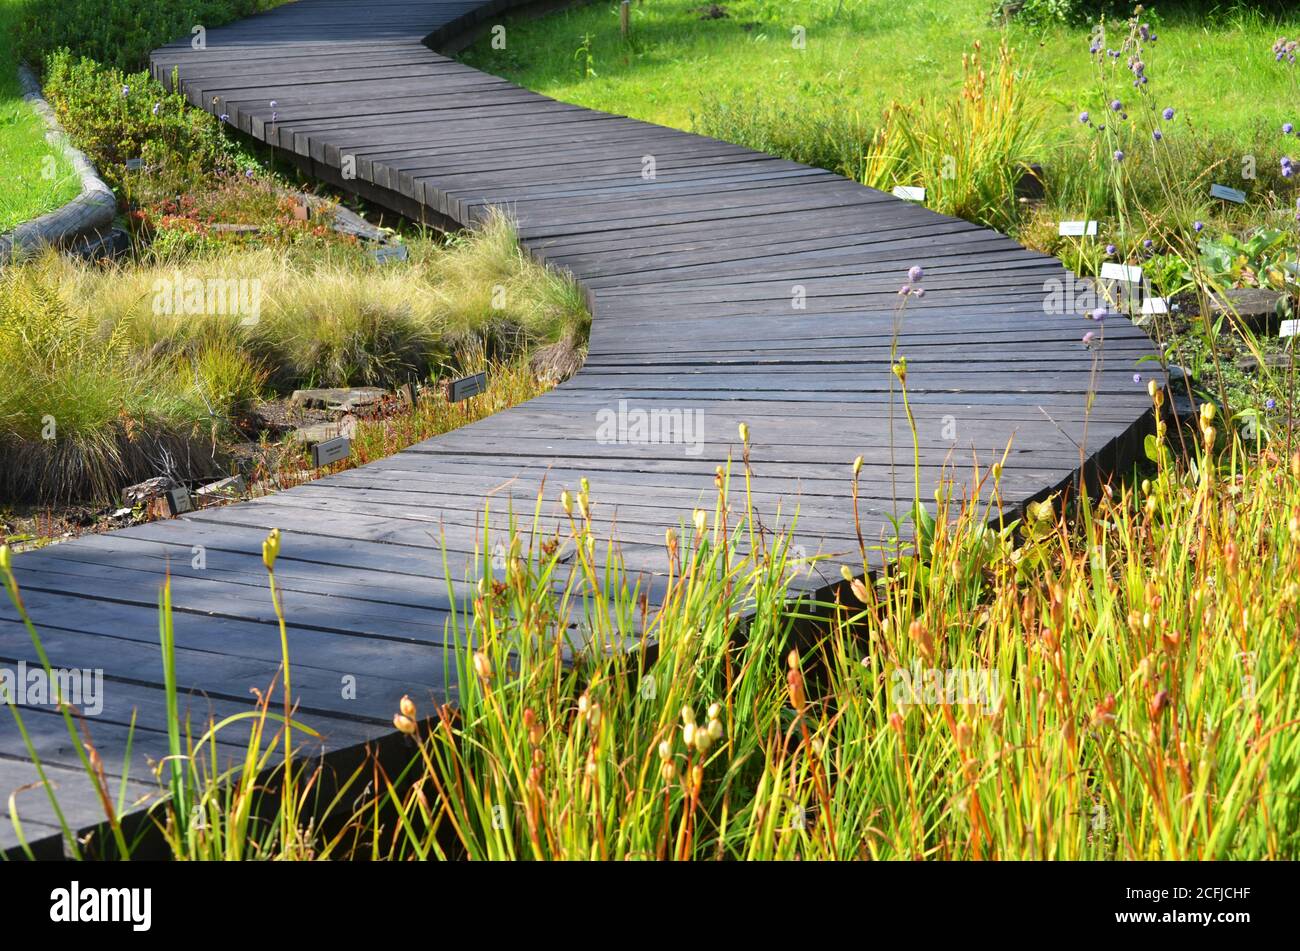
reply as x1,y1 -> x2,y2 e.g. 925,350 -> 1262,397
293,416 -> 356,445
1235,352 -> 1293,374
1210,288 -> 1289,324
121,476 -> 176,507
290,387 -> 386,413
195,475 -> 247,500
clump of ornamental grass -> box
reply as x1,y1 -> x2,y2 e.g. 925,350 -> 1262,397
0,262 -> 235,504
44,210 -> 588,391
865,39 -> 1047,231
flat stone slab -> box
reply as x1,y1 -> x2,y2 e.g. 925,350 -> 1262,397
1210,288 -> 1289,321
290,387 -> 386,413
292,417 -> 357,445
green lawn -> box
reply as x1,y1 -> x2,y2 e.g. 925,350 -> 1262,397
0,0 -> 80,233
461,0 -> 1300,146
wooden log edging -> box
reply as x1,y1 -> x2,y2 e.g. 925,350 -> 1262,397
0,64 -> 117,265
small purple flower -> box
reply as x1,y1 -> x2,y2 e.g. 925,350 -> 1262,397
151,102 -> 160,115
269,100 -> 278,108
1114,150 -> 1125,162
1143,239 -> 1154,250
908,265 -> 924,283
220,113 -> 230,123
1133,374 -> 1142,384
899,285 -> 911,296
1266,398 -> 1277,411
1079,111 -> 1090,124
1284,122 -> 1295,135
1194,220 -> 1204,233
1082,331 -> 1096,346
1090,307 -> 1107,322
121,85 -> 129,97
1162,107 -> 1175,121
1105,244 -> 1117,256
245,168 -> 255,179
1152,130 -> 1163,142
912,287 -> 926,299
1284,158 -> 1295,179
1110,99 -> 1123,112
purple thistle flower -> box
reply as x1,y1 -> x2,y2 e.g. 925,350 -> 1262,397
1090,307 -> 1107,321
1105,244 -> 1117,256
1266,398 -> 1277,411
908,265 -> 924,283
898,285 -> 911,296
1079,111 -> 1090,124
1194,220 -> 1205,232
1143,239 -> 1154,250
1152,130 -> 1163,141
1284,122 -> 1295,135
1114,150 -> 1125,162
1162,107 -> 1175,121
1110,99 -> 1123,112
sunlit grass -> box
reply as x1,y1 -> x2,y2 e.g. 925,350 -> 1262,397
0,0 -> 79,232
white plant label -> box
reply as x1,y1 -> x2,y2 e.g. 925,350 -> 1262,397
1100,263 -> 1143,284
892,186 -> 925,202
1058,220 -> 1098,237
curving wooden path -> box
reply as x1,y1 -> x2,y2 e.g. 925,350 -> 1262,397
1,0 -> 1156,855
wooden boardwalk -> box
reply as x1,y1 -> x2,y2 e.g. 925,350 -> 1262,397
1,0 -> 1156,855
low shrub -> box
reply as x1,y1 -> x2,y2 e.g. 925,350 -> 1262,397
40,49 -> 248,192
17,0 -> 284,72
